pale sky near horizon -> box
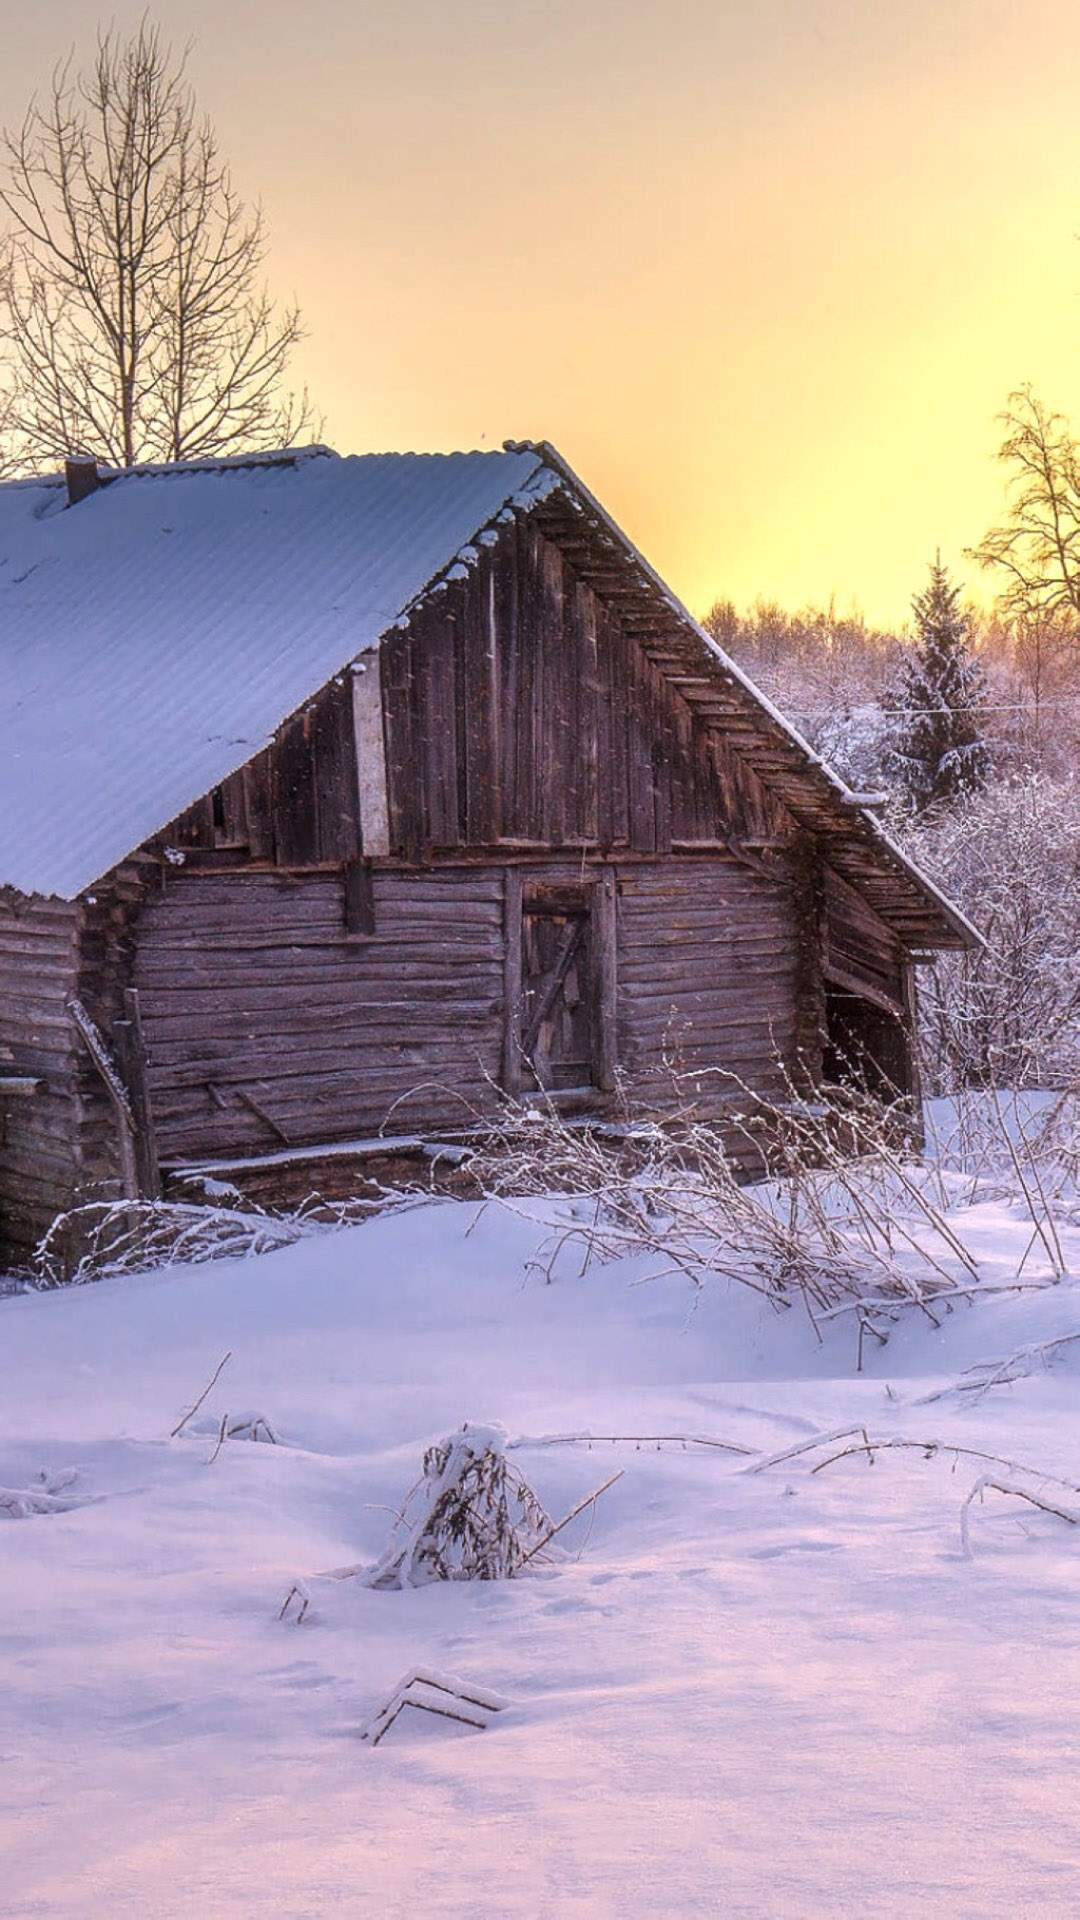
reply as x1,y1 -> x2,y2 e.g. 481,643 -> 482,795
4,1 -> 1080,628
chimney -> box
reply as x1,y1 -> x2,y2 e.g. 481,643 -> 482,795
65,455 -> 100,507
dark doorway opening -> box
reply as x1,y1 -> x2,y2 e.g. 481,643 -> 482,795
822,985 -> 913,1102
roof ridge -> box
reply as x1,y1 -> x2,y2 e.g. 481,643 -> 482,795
0,444 -> 339,492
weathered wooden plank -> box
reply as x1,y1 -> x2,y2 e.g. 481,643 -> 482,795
350,653 -> 391,859
272,711 -> 319,866
112,987 -> 161,1199
502,867 -> 524,1097
344,858 -> 376,937
593,869 -> 617,1092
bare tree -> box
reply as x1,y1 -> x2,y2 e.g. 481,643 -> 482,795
969,387 -> 1080,622
0,21 -> 313,471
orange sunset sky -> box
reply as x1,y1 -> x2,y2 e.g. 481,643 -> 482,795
4,0 -> 1080,629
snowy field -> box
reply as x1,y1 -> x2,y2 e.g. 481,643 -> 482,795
4,1161 -> 1080,1917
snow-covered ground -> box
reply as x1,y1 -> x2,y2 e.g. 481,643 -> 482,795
4,1177 -> 1080,1917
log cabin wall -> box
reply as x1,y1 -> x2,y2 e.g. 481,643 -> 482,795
615,857 -> 799,1110
126,852 -> 807,1172
0,894 -> 81,1256
131,867 -> 507,1163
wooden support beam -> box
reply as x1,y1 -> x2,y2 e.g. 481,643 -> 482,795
593,869 -> 618,1093
112,988 -> 161,1200
502,867 -> 523,1097
344,856 -> 376,936
68,996 -> 140,1201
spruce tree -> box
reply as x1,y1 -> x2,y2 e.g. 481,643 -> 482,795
886,557 -> 988,809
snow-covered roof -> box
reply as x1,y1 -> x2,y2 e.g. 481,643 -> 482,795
0,439 -> 977,950
0,446 -> 554,899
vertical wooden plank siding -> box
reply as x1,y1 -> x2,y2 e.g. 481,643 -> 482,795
593,869 -> 618,1092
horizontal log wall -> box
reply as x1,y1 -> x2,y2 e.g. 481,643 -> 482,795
126,852 -> 810,1175
0,894 -> 80,1257
615,856 -> 802,1113
133,868 -> 507,1162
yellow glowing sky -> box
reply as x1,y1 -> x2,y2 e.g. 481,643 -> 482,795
5,0 -> 1080,627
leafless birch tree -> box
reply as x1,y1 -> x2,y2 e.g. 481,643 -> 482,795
0,21 -> 313,470
970,387 -> 1080,622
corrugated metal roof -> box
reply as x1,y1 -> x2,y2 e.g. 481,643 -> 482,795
0,438 -> 976,952
0,447 -> 551,899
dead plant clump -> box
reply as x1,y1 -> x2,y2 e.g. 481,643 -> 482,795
469,1080 -> 983,1331
367,1424 -> 553,1588
30,1186 -> 428,1286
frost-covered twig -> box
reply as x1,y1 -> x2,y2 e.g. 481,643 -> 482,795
923,1331 -> 1080,1403
960,1475 -> 1080,1557
519,1470 -> 624,1564
750,1426 -> 1080,1492
171,1351 -> 232,1438
510,1431 -> 755,1456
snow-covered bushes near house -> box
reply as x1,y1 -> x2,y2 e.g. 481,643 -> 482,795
901,775 -> 1080,1089
5,1107 -> 1080,1915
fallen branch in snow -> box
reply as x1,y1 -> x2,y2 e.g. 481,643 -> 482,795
509,1431 -> 755,1456
750,1425 -> 1080,1492
960,1475 -> 1080,1557
32,1187 -> 428,1285
520,1470 -> 624,1564
171,1351 -> 232,1438
360,1668 -> 510,1746
0,1470 -> 84,1518
923,1332 -> 1080,1403
278,1581 -> 311,1624
206,1410 -> 278,1463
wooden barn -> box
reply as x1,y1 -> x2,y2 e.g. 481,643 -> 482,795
0,441 -> 977,1261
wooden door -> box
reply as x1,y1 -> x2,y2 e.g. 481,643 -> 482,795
502,871 -> 617,1099
520,887 -> 595,1091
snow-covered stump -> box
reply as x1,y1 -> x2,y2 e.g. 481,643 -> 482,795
367,1423 -> 552,1588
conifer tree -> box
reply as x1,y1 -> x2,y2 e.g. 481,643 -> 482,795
886,557 -> 988,809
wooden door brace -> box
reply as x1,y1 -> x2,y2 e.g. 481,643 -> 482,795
521,917 -> 587,1059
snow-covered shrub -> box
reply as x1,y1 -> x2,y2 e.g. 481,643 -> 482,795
367,1424 -> 552,1588
901,775 -> 1080,1090
32,1188 -> 425,1285
473,1089 -> 975,1322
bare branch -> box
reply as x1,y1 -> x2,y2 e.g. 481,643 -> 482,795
0,21 -> 314,470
